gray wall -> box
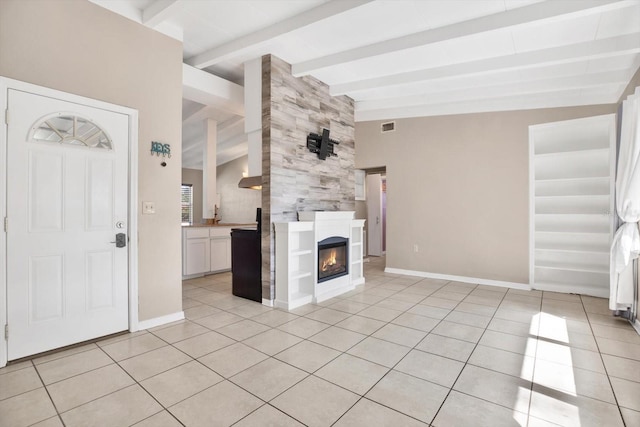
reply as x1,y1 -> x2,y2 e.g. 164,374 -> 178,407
0,0 -> 183,321
261,55 -> 356,299
356,104 -> 616,285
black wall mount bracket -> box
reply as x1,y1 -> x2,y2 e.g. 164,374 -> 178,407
307,128 -> 339,160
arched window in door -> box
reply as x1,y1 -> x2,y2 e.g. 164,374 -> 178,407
28,113 -> 113,150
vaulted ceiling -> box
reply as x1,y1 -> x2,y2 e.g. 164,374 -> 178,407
91,0 -> 640,168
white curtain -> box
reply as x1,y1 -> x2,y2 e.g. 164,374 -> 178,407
610,87 -> 640,311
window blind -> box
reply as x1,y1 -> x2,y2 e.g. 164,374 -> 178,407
181,184 -> 193,225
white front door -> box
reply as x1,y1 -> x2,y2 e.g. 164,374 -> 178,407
366,173 -> 383,256
6,89 -> 129,360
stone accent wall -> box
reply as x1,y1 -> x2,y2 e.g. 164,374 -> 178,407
261,55 -> 356,300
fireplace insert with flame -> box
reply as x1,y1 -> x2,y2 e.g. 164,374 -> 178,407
318,236 -> 348,283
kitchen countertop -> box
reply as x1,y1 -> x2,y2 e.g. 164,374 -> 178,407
182,223 -> 257,228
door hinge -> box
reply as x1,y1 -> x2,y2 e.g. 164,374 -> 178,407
4,109 -> 8,125
4,324 -> 7,340
3,217 -> 7,233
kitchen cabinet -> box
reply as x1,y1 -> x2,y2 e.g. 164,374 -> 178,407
183,228 -> 210,276
210,227 -> 231,272
182,226 -> 234,278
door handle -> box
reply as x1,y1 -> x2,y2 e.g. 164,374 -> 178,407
110,233 -> 127,248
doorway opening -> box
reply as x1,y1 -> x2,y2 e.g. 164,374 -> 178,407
363,167 -> 387,259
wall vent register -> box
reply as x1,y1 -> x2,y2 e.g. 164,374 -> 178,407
381,121 -> 395,133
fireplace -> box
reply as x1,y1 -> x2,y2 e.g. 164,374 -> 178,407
274,211 -> 365,310
318,236 -> 349,283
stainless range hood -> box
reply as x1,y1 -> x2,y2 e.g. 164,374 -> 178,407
238,175 -> 262,190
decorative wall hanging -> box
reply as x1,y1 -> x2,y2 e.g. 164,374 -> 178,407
307,128 -> 339,160
151,141 -> 171,157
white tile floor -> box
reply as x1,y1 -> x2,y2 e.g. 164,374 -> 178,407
1,256 -> 640,426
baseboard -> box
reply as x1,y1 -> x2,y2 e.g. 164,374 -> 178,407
534,282 -> 609,298
352,277 -> 366,286
262,298 -> 274,307
384,267 -> 530,291
316,284 -> 356,303
136,311 -> 185,331
633,318 -> 640,336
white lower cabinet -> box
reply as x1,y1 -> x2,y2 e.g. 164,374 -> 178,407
210,229 -> 231,272
184,238 -> 210,275
183,226 -> 232,277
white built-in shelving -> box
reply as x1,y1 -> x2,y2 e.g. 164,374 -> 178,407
529,114 -> 616,298
351,222 -> 365,285
274,221 -> 315,310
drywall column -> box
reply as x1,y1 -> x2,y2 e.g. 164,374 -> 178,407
244,58 -> 268,302
244,58 -> 262,177
203,119 -> 217,219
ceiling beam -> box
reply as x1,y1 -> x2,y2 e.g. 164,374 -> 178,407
182,123 -> 246,154
356,69 -> 635,112
218,116 -> 244,132
292,0 -> 626,77
218,132 -> 248,150
332,33 -> 640,95
182,103 -> 207,123
182,141 -> 202,154
184,142 -> 249,169
183,63 -> 244,116
355,85 -> 624,122
219,120 -> 245,142
185,0 -> 373,69
182,105 -> 237,126
142,0 -> 181,27
218,149 -> 249,167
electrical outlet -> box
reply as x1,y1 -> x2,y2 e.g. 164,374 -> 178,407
413,244 -> 419,253
142,201 -> 156,214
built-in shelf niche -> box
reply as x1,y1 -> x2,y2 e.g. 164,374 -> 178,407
274,221 -> 315,309
529,114 -> 616,298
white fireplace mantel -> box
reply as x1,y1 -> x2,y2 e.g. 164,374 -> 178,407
274,211 -> 365,310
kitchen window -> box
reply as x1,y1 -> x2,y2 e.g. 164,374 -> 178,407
181,184 -> 193,225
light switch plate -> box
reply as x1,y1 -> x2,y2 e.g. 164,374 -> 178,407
142,201 -> 155,214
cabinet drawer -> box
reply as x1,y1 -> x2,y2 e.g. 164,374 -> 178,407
209,227 -> 232,238
185,228 -> 210,239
